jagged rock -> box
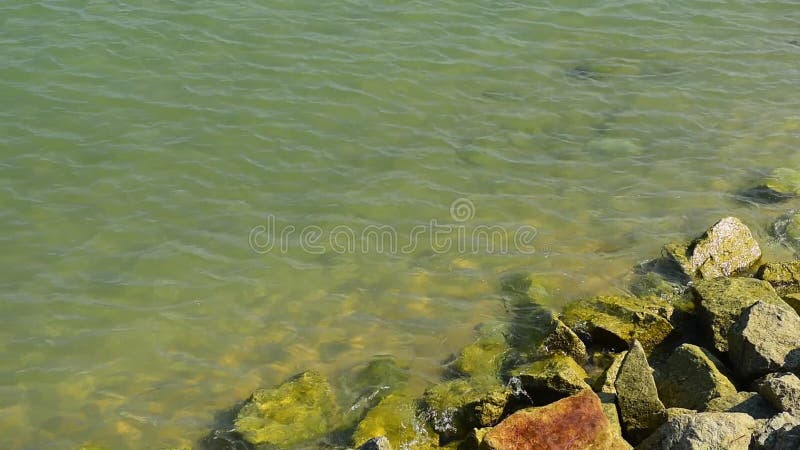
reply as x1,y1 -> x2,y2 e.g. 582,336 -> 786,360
636,412 -> 757,450
655,344 -> 737,411
665,408 -> 697,420
353,391 -> 438,450
692,277 -> 786,352
479,389 -> 629,450
560,295 -> 673,353
752,412 -> 800,450
234,370 -> 338,447
728,301 -> 800,380
614,341 -> 666,444
450,323 -> 510,378
541,318 -> 588,362
357,436 -> 393,450
755,372 -> 800,415
598,393 -> 626,445
421,376 -> 510,442
459,428 -> 490,450
510,354 -> 590,405
663,217 -> 762,279
758,261 -> 800,294
705,391 -> 777,419
595,352 -> 627,395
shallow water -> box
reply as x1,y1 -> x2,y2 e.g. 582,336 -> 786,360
1,0 -> 799,448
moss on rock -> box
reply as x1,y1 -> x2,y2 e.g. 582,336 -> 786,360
353,391 -> 438,450
614,341 -> 666,444
758,261 -> 800,294
654,344 -> 737,411
450,323 -> 510,379
510,354 -> 590,405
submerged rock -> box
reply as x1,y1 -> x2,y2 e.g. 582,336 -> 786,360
758,261 -> 800,294
614,341 -> 666,444
353,391 -> 438,450
234,370 -> 338,447
755,372 -> 800,415
728,301 -> 800,380
705,391 -> 777,419
480,389 -> 629,450
636,412 -> 757,450
449,323 -> 510,379
772,210 -> 800,253
663,217 -> 761,279
421,376 -> 510,442
510,354 -> 590,405
692,277 -> 786,353
761,168 -> 800,198
560,295 -> 673,353
752,412 -> 800,450
629,271 -> 677,298
357,436 -> 393,450
655,344 -> 737,411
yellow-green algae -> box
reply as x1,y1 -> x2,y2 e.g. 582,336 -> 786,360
353,390 -> 438,450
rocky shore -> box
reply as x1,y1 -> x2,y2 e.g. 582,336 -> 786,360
200,172 -> 800,450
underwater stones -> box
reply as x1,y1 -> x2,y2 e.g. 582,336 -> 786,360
480,389 -> 628,450
357,436 -> 393,450
560,295 -> 673,352
755,372 -> 800,415
421,376 -> 510,442
450,323 -> 510,379
614,341 -> 666,444
353,391 -> 438,450
705,391 -> 777,419
636,412 -> 757,450
692,277 -> 786,353
655,344 -> 737,411
761,168 -> 800,198
752,412 -> 800,450
352,356 -> 409,397
772,210 -> 800,252
758,261 -> 800,294
510,354 -> 590,404
234,370 -> 338,447
728,301 -> 800,380
663,217 -> 761,279
629,272 -> 676,298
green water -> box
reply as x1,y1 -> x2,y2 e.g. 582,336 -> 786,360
1,0 -> 799,448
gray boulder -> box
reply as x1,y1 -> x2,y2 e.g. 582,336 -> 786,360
705,391 -> 777,419
755,372 -> 800,415
692,277 -> 787,353
655,344 -> 737,411
728,301 -> 800,380
752,412 -> 800,450
614,341 -> 666,444
636,412 -> 757,450
663,217 -> 761,280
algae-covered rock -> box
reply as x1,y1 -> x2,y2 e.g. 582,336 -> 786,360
772,210 -> 800,253
758,261 -> 800,294
761,168 -> 800,198
755,372 -> 800,415
450,323 -> 510,379
655,344 -> 737,411
783,293 -> 800,315
752,412 -> 800,450
728,301 -> 800,380
636,412 -> 757,450
560,295 -> 673,353
421,376 -> 510,442
480,389 -> 629,450
692,277 -> 787,352
665,408 -> 697,420
540,318 -> 588,362
594,351 -> 627,395
357,436 -> 393,450
629,272 -> 677,298
510,354 -> 590,405
663,217 -> 761,279
614,341 -> 666,444
705,391 -> 777,419
234,370 -> 338,447
353,391 -> 438,450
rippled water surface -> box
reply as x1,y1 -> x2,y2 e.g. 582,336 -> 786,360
1,0 -> 799,448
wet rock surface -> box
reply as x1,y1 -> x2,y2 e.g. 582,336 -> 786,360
353,391 -> 438,450
655,343 -> 737,411
728,301 -> 800,380
357,436 -> 393,450
510,354 -> 590,405
636,412 -> 757,450
421,376 -> 510,442
614,341 -> 666,444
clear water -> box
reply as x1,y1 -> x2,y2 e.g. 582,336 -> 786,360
1,0 -> 799,448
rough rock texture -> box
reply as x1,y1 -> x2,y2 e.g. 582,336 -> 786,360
629,272 -> 676,298
357,436 -> 393,450
234,370 -> 338,447
479,390 -> 629,450
758,261 -> 800,294
450,323 -> 510,379
510,355 -> 590,405
665,408 -> 697,420
728,301 -> 800,380
705,391 -> 777,419
560,296 -> 673,352
692,277 -> 786,352
783,293 -> 800,315
595,351 -> 627,395
636,412 -> 757,450
755,372 -> 800,415
421,376 -> 510,442
655,344 -> 737,410
663,217 -> 762,279
353,391 -> 438,450
541,318 -> 588,362
752,412 -> 800,450
614,341 -> 666,444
